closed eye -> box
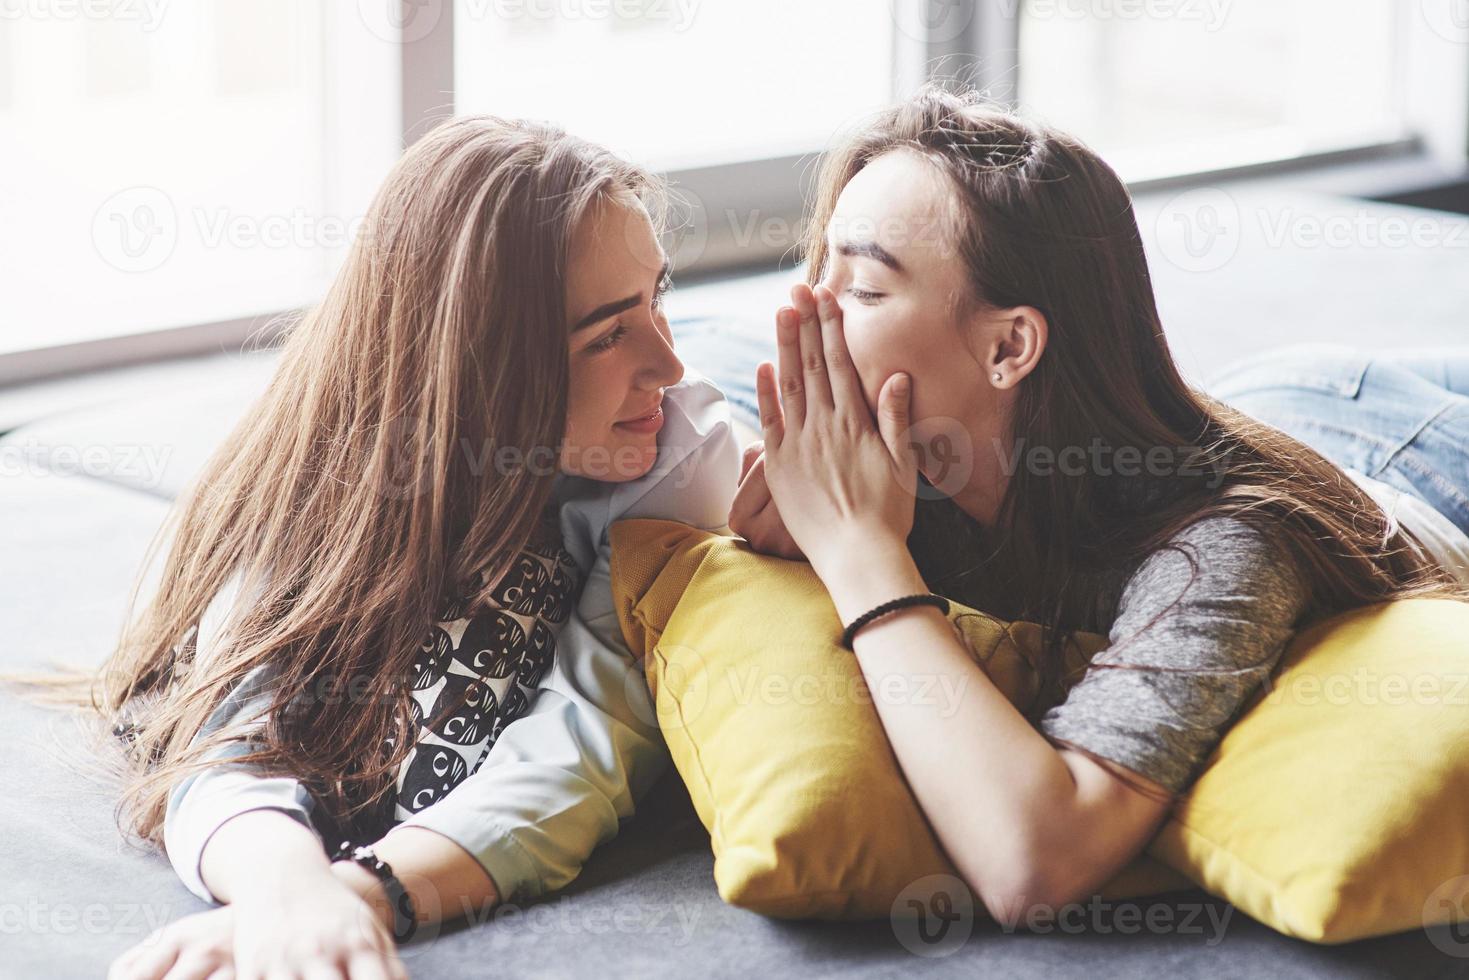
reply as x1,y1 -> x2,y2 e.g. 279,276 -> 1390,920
847,287 -> 884,304
587,324 -> 628,354
652,271 -> 673,311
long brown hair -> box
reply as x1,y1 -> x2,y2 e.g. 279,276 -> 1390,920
802,86 -> 1466,798
5,116 -> 662,846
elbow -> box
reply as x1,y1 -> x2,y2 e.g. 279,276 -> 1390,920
976,854 -> 1112,932
977,879 -> 1057,933
961,848 -> 1068,932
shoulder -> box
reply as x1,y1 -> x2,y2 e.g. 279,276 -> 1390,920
1114,513 -> 1311,632
554,372 -> 741,573
1130,513 -> 1296,582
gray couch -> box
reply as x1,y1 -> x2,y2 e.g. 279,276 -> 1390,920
4,184 -> 1468,977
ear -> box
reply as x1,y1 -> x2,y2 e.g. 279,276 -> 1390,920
985,305 -> 1048,389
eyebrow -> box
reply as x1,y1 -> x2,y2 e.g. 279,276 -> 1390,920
834,239 -> 905,274
571,258 -> 672,334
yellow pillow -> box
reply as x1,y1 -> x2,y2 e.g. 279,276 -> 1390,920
609,518 -> 1191,920
610,518 -> 1469,943
1149,598 -> 1469,943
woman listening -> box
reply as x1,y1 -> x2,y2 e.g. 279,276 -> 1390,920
12,116 -> 741,979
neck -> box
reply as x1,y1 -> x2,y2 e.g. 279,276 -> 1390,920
942,466 -> 1007,528
913,411 -> 1012,529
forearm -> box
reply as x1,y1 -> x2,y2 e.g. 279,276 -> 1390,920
817,539 -> 1081,915
201,814 -> 500,927
199,808 -> 334,905
326,825 -> 501,935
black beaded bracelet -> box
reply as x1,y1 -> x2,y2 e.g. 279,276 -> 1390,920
331,839 -> 418,944
840,593 -> 951,650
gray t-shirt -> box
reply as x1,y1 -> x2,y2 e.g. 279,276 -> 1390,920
1038,516 -> 1310,796
1037,469 -> 1469,798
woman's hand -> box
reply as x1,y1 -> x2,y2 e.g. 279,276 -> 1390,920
107,905 -> 236,980
728,440 -> 806,560
108,869 -> 409,980
233,868 -> 409,980
754,282 -> 919,580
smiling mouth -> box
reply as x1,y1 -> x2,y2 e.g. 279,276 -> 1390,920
614,405 -> 665,432
617,396 -> 664,424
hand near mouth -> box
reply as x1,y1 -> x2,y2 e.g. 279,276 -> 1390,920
728,438 -> 805,561
752,281 -> 920,584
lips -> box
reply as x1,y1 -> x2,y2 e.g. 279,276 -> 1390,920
617,401 -> 663,425
614,401 -> 665,435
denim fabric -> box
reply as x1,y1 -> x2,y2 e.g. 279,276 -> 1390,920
671,315 -> 771,432
1209,344 -> 1469,536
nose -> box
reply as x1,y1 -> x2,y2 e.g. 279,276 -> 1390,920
638,318 -> 684,390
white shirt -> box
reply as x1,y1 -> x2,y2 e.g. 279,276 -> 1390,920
1343,467 -> 1469,589
162,374 -> 741,904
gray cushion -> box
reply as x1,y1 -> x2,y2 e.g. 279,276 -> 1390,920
1,352 -> 275,501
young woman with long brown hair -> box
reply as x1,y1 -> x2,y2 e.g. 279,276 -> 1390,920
727,86 -> 1469,926
10,117 -> 741,978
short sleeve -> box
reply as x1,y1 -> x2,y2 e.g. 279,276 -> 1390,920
1038,517 -> 1311,796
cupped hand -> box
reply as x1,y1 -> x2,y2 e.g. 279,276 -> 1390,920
753,282 -> 919,576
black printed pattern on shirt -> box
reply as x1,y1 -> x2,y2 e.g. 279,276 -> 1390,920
387,539 -> 579,822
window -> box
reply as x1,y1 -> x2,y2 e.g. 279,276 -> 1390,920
1018,0 -> 1409,181
0,0 -> 398,358
454,0 -> 897,169
1,0 -> 1461,377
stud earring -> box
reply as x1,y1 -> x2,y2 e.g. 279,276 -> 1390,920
992,372 -> 1003,383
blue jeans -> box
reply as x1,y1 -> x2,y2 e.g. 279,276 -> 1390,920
671,317 -> 1469,538
671,315 -> 771,431
1209,344 -> 1469,537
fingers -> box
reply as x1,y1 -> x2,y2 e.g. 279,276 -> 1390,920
726,454 -> 805,561
728,454 -> 775,537
739,440 -> 763,483
728,454 -> 770,528
345,950 -> 394,980
159,954 -> 230,980
107,944 -> 142,980
114,941 -> 178,980
300,959 -> 350,980
732,497 -> 802,560
789,284 -> 833,413
754,362 -> 785,448
728,452 -> 775,525
774,306 -> 805,430
747,506 -> 806,561
728,490 -> 768,541
877,372 -> 916,473
810,284 -> 864,413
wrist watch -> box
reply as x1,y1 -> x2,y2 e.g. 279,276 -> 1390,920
330,839 -> 418,943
